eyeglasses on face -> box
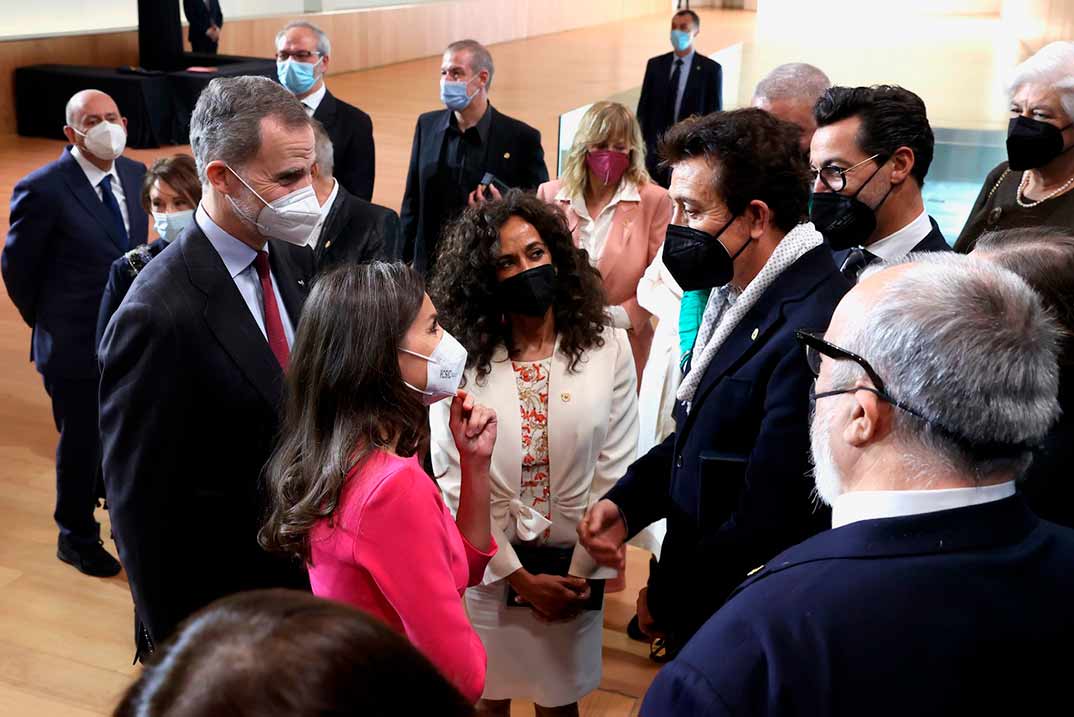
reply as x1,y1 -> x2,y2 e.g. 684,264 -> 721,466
276,50 -> 322,62
808,153 -> 882,193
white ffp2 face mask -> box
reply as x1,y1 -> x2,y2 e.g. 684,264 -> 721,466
225,166 -> 321,246
399,330 -> 468,405
74,121 -> 127,161
152,209 -> 194,243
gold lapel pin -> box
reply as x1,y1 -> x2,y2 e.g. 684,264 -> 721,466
504,152 -> 511,159
560,392 -> 571,403
750,328 -> 759,341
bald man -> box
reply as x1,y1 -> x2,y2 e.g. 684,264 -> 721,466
2,89 -> 147,577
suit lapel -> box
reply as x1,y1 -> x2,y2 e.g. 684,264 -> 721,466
267,240 -> 312,321
59,149 -> 128,251
545,335 -> 584,499
118,160 -> 144,248
313,91 -> 337,130
425,110 -> 453,183
183,226 -> 284,410
479,106 -> 498,174
596,200 -> 639,283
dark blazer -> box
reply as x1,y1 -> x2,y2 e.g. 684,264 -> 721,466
832,215 -> 951,270
605,244 -> 850,644
183,0 -> 223,45
400,105 -> 549,275
637,52 -> 722,185
99,223 -> 314,657
95,239 -> 169,353
642,497 -> 1074,716
2,148 -> 147,380
313,91 -> 375,202
315,184 -> 401,271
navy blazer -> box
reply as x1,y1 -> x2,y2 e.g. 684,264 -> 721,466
2,147 -> 147,380
605,244 -> 850,643
95,239 -> 170,353
99,223 -> 313,657
637,52 -> 722,184
831,215 -> 951,270
642,496 -> 1074,716
315,184 -> 401,271
400,105 -> 548,275
313,90 -> 376,202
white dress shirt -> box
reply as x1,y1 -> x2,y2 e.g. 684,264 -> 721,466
556,180 -> 640,264
70,145 -> 130,233
301,82 -> 327,117
865,208 -> 931,261
832,480 -> 1016,529
195,205 -> 296,348
308,178 -> 339,249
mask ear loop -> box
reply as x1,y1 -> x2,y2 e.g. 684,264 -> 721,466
226,166 -> 272,209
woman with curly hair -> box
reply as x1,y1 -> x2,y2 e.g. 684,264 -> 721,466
429,191 -> 639,716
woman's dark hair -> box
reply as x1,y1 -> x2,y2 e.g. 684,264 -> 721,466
430,190 -> 607,382
813,85 -> 935,186
976,227 -> 1074,368
140,154 -> 201,213
659,108 -> 810,232
113,589 -> 475,717
260,262 -> 428,562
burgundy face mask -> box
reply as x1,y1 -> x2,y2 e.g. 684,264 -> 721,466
586,149 -> 630,185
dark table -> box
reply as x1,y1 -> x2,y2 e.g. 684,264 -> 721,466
167,58 -> 277,144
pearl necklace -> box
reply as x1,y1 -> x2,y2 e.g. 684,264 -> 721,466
1017,170 -> 1074,208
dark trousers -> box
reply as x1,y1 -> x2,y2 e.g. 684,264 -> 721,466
42,374 -> 102,546
190,35 -> 218,54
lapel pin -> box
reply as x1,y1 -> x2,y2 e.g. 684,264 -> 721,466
750,328 -> 759,341
504,152 -> 511,159
298,280 -> 305,286
560,392 -> 571,403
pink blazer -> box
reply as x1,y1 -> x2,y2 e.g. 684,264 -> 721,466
308,450 -> 495,704
537,178 -> 673,381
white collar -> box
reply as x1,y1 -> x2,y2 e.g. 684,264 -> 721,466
556,179 -> 640,220
831,480 -> 1016,529
322,177 -> 340,211
70,145 -> 119,189
866,208 -> 931,261
195,203 -> 261,278
302,82 -> 328,114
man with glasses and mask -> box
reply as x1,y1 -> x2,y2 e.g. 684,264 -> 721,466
578,109 -> 849,658
99,76 -> 316,662
275,21 -> 375,202
642,253 -> 1074,716
810,85 -> 950,282
3,89 -> 147,578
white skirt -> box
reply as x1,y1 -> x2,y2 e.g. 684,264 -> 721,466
466,579 -> 604,706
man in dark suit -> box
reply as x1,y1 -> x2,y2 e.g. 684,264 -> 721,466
275,21 -> 375,201
183,0 -> 223,54
642,253 -> 1073,716
99,76 -> 315,660
2,89 -> 147,577
636,10 -> 722,188
308,120 -> 401,270
809,85 -> 950,282
579,110 -> 850,653
400,39 -> 548,277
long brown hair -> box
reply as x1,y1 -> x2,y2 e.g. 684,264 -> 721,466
259,262 -> 428,562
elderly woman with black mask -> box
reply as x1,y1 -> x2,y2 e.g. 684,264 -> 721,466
429,191 -> 639,717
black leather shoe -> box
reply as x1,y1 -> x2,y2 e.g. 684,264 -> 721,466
627,614 -> 648,642
57,536 -> 121,577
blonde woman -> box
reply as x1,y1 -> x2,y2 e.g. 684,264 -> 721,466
537,101 -> 673,381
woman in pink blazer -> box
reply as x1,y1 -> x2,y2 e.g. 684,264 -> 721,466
537,101 -> 674,381
260,262 -> 498,705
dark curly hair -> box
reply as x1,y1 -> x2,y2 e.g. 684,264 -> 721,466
659,107 -> 810,232
430,190 -> 607,382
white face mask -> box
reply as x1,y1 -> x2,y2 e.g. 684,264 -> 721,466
73,121 -> 127,162
152,209 -> 194,244
399,330 -> 468,405
225,166 -> 321,246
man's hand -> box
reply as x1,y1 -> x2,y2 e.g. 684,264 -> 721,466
206,25 -> 221,43
509,570 -> 590,621
578,499 -> 628,569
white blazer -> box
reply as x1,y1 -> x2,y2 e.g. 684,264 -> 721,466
431,328 -> 639,585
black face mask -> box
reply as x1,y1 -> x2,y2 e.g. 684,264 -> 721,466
809,162 -> 893,252
662,216 -> 751,291
1007,116 -> 1074,171
497,264 -> 557,317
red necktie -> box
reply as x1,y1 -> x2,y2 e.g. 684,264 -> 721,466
253,251 -> 290,370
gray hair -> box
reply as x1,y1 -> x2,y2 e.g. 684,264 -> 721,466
1008,41 -> 1074,121
752,63 -> 831,104
445,39 -> 494,90
189,76 -> 311,184
276,20 -> 332,57
311,119 -> 334,178
838,253 -> 1061,483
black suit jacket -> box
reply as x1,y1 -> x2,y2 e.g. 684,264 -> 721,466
2,148 -> 147,380
832,215 -> 951,272
400,105 -> 549,275
643,497 -> 1074,716
99,223 -> 314,657
605,244 -> 850,644
183,0 -> 223,44
315,184 -> 401,271
313,91 -> 375,202
637,52 -> 723,186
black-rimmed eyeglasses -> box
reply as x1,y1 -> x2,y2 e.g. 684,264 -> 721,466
809,153 -> 883,193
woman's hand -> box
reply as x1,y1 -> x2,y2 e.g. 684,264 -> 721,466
449,390 -> 497,467
508,569 -> 590,621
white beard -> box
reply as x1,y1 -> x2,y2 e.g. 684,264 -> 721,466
810,401 -> 844,507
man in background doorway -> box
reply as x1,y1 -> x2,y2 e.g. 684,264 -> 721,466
184,0 -> 223,54
752,63 -> 831,155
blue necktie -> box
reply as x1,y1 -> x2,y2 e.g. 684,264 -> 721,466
99,175 -> 128,247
